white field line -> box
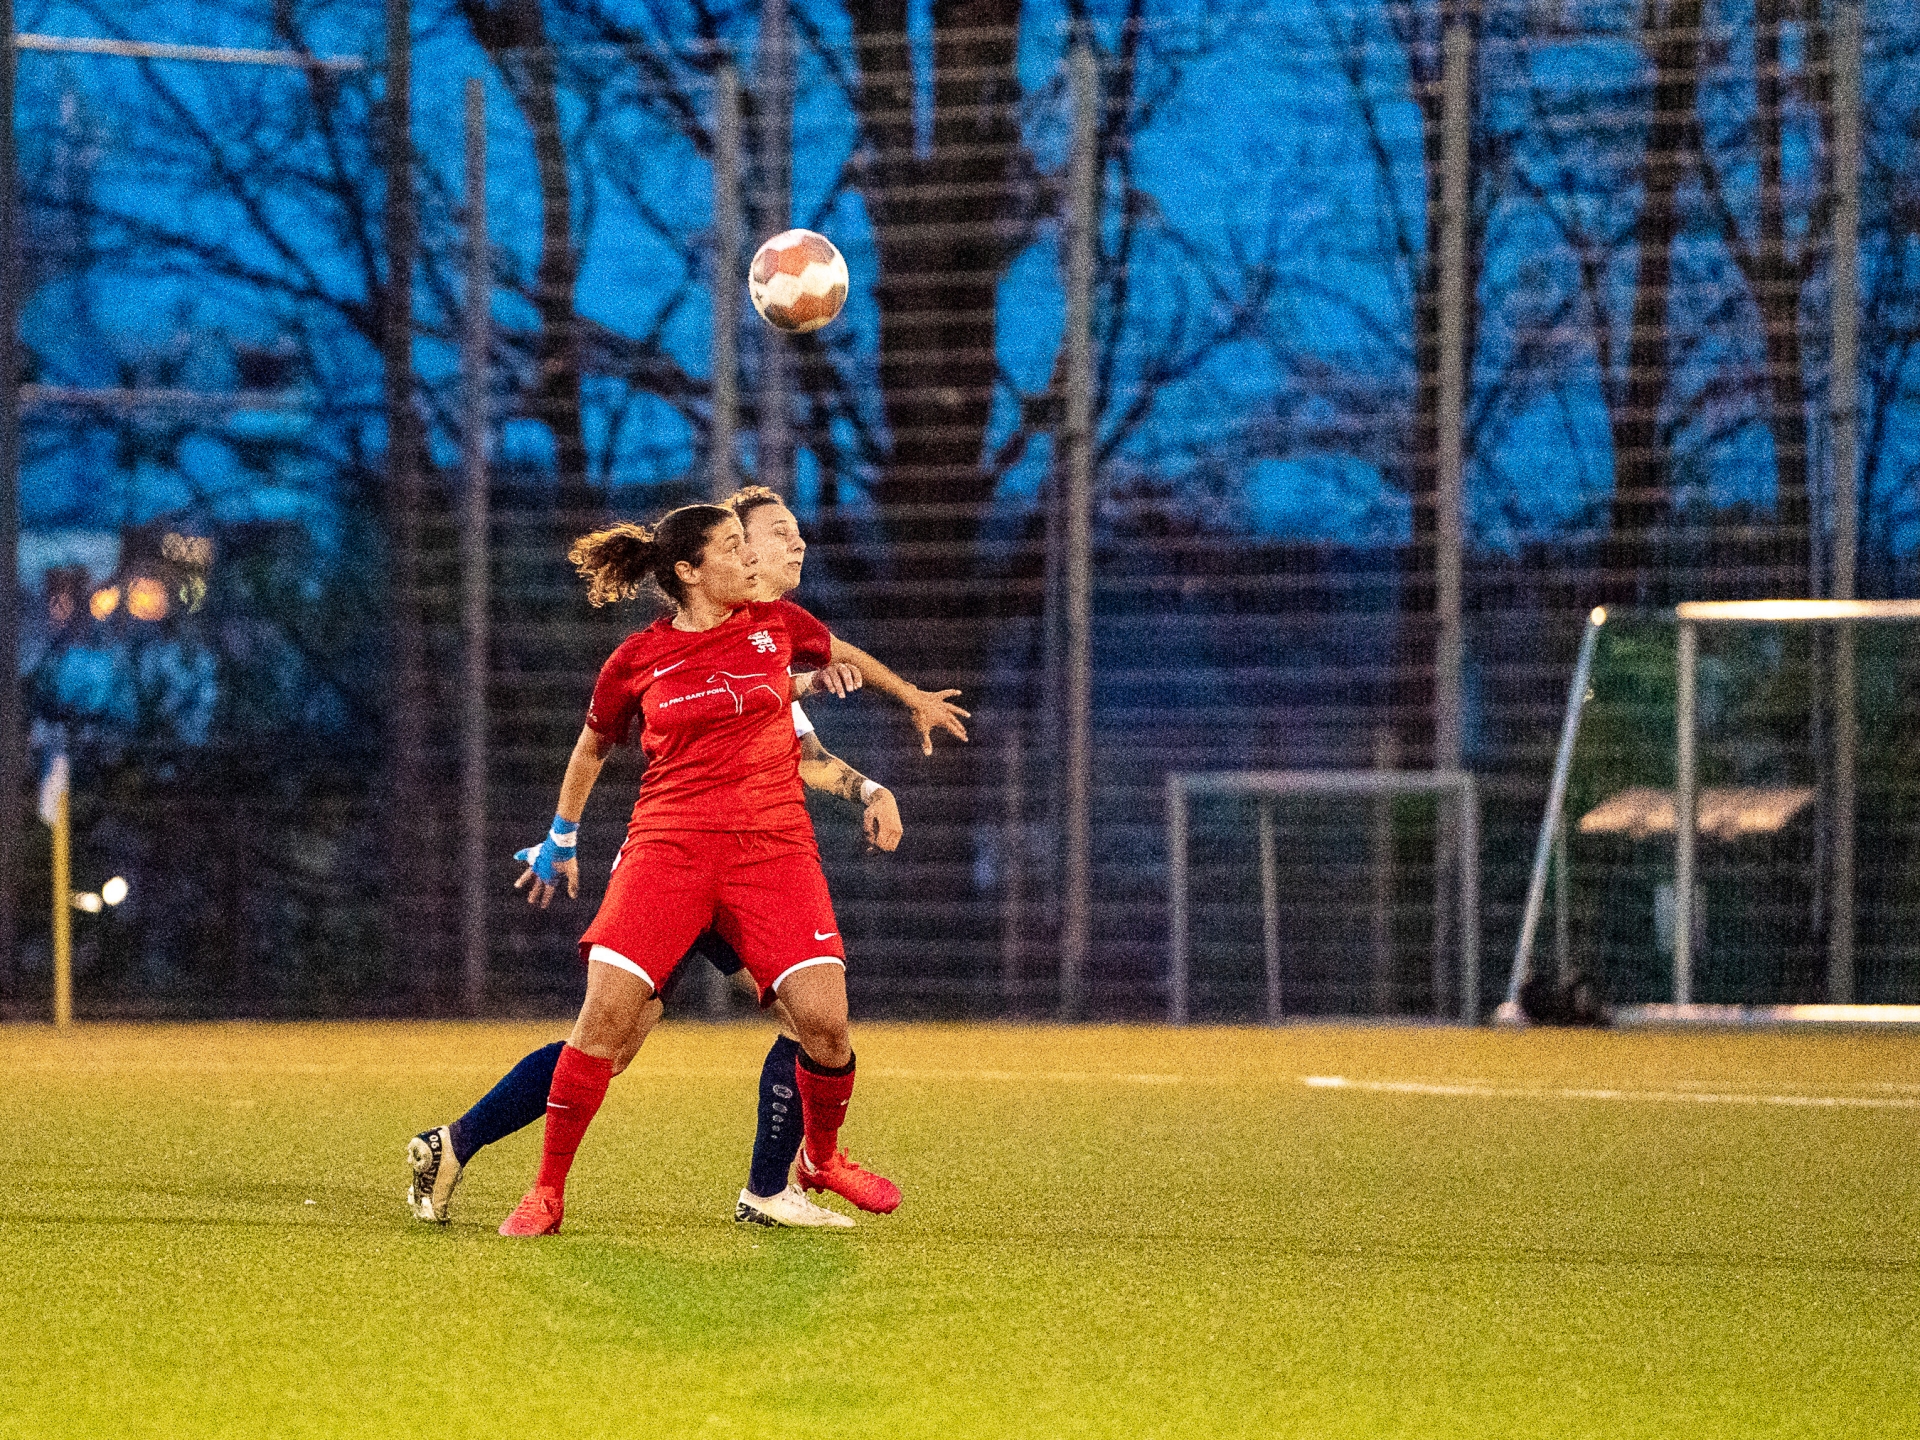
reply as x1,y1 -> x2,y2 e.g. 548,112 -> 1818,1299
868,1069 -> 1200,1084
1302,1075 -> 1920,1111
0,1059 -> 1209,1085
6,1056 -> 1915,1105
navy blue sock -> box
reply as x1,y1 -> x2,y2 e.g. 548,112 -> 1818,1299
746,1035 -> 804,1198
448,1041 -> 565,1165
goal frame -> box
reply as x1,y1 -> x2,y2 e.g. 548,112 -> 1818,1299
1166,770 -> 1482,1026
1504,598 -> 1920,1023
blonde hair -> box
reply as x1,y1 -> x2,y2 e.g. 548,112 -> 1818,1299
724,485 -> 788,530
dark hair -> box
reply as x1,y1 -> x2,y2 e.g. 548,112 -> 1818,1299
568,504 -> 735,608
724,485 -> 788,530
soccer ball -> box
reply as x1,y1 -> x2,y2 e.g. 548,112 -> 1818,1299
748,229 -> 849,334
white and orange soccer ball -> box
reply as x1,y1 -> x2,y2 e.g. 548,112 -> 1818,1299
748,229 -> 849,334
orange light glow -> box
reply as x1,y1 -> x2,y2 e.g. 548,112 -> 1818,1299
126,576 -> 170,622
89,586 -> 121,620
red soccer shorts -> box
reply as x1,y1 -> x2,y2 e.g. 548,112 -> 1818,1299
578,829 -> 846,1002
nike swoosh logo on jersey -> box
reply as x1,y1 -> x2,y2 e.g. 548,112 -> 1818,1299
653,660 -> 687,677
814,929 -> 837,941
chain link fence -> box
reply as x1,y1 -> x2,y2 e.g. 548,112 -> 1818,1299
8,0 -> 1919,1019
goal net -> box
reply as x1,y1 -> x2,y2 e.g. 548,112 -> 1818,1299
1166,771 -> 1481,1024
1508,601 -> 1920,1020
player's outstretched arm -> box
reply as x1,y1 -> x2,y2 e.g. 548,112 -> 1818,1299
513,725 -> 616,908
827,634 -> 969,755
798,731 -> 902,852
792,661 -> 864,701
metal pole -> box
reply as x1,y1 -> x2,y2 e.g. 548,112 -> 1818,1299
458,77 -> 490,1017
1507,607 -> 1606,1009
14,34 -> 364,68
1257,800 -> 1281,1022
1432,23 -> 1471,1023
1368,727 -> 1397,1013
1552,803 -> 1570,984
1675,619 -> 1698,1006
1459,778 -> 1480,1023
1039,487 -> 1064,953
999,718 -> 1025,1006
1434,22 -> 1471,777
1828,0 -> 1862,1004
711,61 -> 741,499
1167,774 -> 1189,1025
1059,42 -> 1097,1020
0,5 -> 19,1004
384,0 -> 428,995
1431,817 -> 1452,1020
755,0 -> 792,491
51,786 -> 69,1028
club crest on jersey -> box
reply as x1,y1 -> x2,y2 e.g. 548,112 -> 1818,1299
748,629 -> 776,654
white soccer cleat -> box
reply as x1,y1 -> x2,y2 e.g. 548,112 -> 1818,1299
406,1126 -> 464,1223
733,1184 -> 855,1229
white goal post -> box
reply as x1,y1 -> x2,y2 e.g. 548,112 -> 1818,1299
1166,770 -> 1482,1026
1504,597 -> 1920,1024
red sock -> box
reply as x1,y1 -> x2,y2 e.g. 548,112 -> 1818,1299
796,1051 -> 856,1166
534,1044 -> 613,1194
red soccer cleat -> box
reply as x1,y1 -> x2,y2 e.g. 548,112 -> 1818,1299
795,1148 -> 901,1214
498,1186 -> 565,1236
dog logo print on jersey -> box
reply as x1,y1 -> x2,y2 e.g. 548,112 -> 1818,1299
709,671 -> 783,715
748,629 -> 777,654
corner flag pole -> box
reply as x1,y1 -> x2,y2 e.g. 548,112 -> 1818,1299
38,753 -> 70,1027
51,786 -> 69,1027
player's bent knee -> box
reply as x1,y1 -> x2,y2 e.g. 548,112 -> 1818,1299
768,994 -> 799,1039
782,986 -> 851,1068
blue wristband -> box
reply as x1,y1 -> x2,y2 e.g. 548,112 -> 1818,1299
515,814 -> 579,883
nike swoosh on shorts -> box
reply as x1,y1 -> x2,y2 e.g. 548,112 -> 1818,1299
815,930 -> 837,941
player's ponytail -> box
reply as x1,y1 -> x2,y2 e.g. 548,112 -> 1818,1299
568,503 -> 735,608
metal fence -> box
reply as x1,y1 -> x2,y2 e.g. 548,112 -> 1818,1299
5,0 -> 1918,1021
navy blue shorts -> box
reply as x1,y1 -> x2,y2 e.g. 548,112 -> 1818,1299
656,929 -> 745,1005
692,929 -> 745,975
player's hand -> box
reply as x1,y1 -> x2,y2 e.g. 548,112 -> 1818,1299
513,854 -> 579,908
906,687 -> 970,755
862,787 -> 902,853
806,661 -> 865,699
513,829 -> 580,909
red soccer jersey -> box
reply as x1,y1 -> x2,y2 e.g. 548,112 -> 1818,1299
585,598 -> 833,838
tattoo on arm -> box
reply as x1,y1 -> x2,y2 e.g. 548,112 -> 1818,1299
798,732 -> 870,805
823,758 -> 868,804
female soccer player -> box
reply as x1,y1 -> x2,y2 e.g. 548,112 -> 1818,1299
406,489 -> 960,1228
495,502 -> 899,1237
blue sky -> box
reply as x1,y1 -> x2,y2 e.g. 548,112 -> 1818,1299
15,0 -> 1920,579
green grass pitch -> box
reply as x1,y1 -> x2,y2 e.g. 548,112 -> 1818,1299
2,1019 -> 1915,1438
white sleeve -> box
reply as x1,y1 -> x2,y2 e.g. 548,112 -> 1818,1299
791,702 -> 815,738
